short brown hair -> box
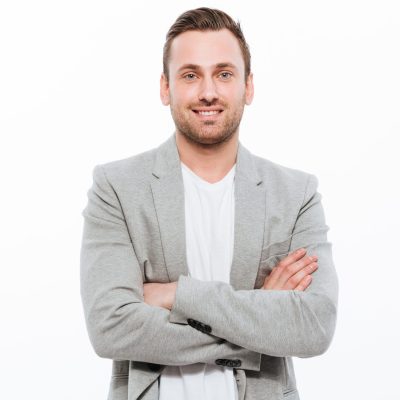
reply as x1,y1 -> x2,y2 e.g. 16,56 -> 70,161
163,7 -> 251,81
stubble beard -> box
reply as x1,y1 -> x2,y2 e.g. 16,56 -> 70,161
170,100 -> 245,148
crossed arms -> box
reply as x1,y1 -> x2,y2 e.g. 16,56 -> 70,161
144,247 -> 319,310
80,165 -> 338,370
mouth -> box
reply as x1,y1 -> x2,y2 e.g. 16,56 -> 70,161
192,109 -> 224,118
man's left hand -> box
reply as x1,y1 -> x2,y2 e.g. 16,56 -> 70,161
143,282 -> 178,310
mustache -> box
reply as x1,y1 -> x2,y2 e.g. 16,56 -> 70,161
190,101 -> 227,108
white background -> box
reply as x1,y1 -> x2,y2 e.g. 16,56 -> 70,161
1,1 -> 399,399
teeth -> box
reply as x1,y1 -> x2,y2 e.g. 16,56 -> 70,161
198,110 -> 219,116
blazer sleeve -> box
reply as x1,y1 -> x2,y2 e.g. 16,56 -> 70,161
80,165 -> 261,370
169,174 -> 339,358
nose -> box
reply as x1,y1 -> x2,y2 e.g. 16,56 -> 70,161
198,76 -> 219,104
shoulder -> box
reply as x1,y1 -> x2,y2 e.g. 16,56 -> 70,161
250,151 -> 319,202
254,152 -> 316,184
92,146 -> 158,186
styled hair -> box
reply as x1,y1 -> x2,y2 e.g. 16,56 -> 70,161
163,7 -> 251,81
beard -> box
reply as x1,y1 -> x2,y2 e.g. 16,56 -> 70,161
170,98 -> 246,147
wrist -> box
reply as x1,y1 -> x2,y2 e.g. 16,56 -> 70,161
167,282 -> 178,310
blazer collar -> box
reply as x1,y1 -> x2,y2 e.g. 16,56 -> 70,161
150,133 -> 266,290
151,133 -> 262,184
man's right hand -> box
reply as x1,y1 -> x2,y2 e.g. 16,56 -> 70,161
263,248 -> 318,291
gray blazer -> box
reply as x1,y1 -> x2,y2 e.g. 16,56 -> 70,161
80,134 -> 338,400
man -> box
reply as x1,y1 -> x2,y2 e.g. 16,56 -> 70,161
80,7 -> 338,400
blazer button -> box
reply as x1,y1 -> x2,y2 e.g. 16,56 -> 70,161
187,318 -> 197,328
200,323 -> 212,334
232,360 -> 242,368
187,319 -> 212,334
216,359 -> 241,368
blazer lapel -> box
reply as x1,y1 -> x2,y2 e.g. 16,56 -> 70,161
230,143 -> 266,290
150,135 -> 189,281
150,134 -> 266,289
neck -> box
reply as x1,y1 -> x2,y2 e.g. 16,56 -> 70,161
175,131 -> 239,184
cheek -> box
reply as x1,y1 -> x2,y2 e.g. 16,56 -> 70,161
170,84 -> 197,104
220,85 -> 245,102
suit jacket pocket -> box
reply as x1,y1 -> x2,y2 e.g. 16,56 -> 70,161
128,361 -> 163,400
107,360 -> 129,400
111,360 -> 129,377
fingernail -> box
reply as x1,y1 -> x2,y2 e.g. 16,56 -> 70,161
296,248 -> 305,254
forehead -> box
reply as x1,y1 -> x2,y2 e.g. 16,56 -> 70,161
169,28 -> 244,73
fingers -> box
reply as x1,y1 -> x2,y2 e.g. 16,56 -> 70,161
293,275 -> 312,291
274,252 -> 318,290
263,248 -> 307,289
278,248 -> 307,268
282,261 -> 318,290
263,248 -> 318,291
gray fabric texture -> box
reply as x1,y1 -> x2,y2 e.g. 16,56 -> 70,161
80,133 -> 338,400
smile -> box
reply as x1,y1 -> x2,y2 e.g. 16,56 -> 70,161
192,109 -> 223,117
197,110 -> 219,116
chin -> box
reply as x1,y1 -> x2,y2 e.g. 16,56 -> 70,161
186,131 -> 235,146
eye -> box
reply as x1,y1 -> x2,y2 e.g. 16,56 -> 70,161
183,73 -> 197,81
219,72 -> 233,80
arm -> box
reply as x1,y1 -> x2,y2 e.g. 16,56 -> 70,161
80,165 -> 261,370
143,248 -> 318,307
169,174 -> 339,358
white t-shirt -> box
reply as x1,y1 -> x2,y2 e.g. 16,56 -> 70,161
159,161 -> 238,400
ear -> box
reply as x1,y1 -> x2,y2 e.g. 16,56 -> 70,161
160,73 -> 170,105
245,72 -> 254,105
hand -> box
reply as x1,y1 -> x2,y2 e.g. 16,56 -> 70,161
143,281 -> 178,310
263,248 -> 318,291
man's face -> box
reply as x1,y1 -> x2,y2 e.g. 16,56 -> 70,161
160,29 -> 254,146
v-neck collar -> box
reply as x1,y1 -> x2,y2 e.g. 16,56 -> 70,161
181,161 -> 236,190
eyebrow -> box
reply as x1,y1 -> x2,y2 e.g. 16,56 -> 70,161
177,62 -> 238,73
